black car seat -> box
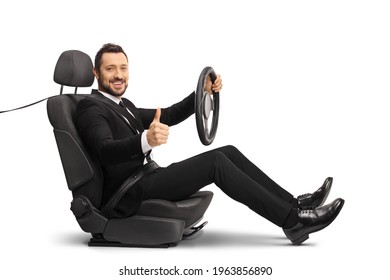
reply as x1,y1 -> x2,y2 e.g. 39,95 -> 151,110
47,50 -> 213,247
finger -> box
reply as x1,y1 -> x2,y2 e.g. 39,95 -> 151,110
212,75 -> 222,90
214,74 -> 221,84
213,83 -> 222,90
153,107 -> 161,123
150,122 -> 169,133
155,131 -> 169,144
150,122 -> 169,131
157,135 -> 169,142
155,124 -> 170,136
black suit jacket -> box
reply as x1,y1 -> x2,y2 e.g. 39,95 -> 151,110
75,89 -> 195,217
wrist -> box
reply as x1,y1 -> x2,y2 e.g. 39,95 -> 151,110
142,131 -> 153,153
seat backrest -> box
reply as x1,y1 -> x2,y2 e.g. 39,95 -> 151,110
47,50 -> 103,207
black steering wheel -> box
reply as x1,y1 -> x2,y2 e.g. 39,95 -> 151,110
195,67 -> 220,145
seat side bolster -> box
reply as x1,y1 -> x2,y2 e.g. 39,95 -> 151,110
71,196 -> 108,234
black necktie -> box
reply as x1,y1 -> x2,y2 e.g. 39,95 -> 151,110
119,100 -> 153,163
119,100 -> 141,133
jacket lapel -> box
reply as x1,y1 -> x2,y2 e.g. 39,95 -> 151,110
90,90 -> 139,134
121,98 -> 144,132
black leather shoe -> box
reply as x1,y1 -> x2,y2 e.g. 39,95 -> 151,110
283,198 -> 344,245
298,177 -> 333,208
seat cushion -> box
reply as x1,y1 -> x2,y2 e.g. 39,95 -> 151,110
136,191 -> 213,228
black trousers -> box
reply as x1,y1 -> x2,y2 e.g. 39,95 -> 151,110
142,145 -> 297,227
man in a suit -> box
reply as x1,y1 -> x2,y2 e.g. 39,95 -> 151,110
75,43 -> 344,245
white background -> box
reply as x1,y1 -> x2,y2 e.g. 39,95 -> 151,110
0,0 -> 389,279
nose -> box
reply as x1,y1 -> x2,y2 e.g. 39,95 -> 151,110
114,70 -> 123,79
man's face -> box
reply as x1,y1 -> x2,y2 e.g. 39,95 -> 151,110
94,52 -> 129,97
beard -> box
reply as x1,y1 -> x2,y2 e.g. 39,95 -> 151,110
98,79 -> 128,97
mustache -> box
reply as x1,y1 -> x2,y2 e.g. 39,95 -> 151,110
110,78 -> 126,82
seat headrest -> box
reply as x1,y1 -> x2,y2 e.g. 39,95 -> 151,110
53,50 -> 94,87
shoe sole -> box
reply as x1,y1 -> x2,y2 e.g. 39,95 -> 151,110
291,234 -> 309,245
291,198 -> 345,245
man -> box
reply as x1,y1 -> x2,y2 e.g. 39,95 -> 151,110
75,43 -> 344,245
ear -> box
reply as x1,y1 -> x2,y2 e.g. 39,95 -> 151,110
93,68 -> 99,80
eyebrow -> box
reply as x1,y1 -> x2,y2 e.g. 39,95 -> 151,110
105,64 -> 128,68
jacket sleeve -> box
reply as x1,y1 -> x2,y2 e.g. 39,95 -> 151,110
75,98 -> 144,166
138,91 -> 195,129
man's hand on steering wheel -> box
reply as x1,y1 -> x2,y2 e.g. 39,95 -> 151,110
147,68 -> 223,148
205,74 -> 223,94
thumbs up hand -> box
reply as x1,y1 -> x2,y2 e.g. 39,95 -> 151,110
147,108 -> 170,147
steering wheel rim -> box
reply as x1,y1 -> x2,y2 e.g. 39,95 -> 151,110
195,66 -> 220,145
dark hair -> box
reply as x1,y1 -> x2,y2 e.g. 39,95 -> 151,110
94,43 -> 128,71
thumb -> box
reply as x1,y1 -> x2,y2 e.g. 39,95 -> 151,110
153,107 -> 161,123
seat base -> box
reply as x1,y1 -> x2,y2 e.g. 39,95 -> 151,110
88,235 -> 175,248
87,220 -> 209,248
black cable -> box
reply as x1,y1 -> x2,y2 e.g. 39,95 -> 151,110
0,96 -> 53,114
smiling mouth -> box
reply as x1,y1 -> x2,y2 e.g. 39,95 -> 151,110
112,80 -> 125,88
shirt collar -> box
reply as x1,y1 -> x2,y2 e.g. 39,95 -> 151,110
99,91 -> 122,105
